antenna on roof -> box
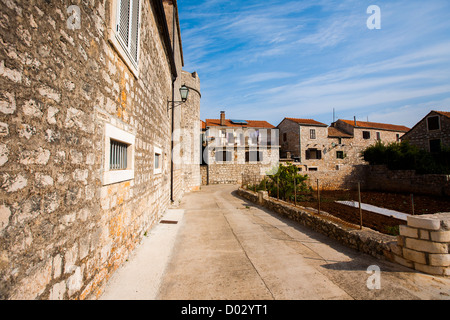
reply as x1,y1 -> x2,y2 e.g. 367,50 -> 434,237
333,108 -> 335,123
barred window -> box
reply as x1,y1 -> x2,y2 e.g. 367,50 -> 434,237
116,0 -> 140,68
110,140 -> 129,170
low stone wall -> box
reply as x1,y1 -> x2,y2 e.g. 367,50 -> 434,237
394,213 -> 450,276
366,165 -> 450,196
238,188 -> 450,277
238,188 -> 396,261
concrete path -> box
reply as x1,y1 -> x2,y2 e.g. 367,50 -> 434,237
101,185 -> 450,300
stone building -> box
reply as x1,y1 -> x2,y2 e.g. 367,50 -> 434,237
278,117 -> 409,172
401,110 -> 450,152
203,111 -> 280,184
0,0 -> 200,300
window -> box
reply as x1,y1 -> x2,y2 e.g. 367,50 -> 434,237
376,132 -> 381,141
310,129 -> 316,139
362,131 -> 371,139
427,116 -> 440,131
429,139 -> 441,153
245,151 -> 263,162
227,132 -> 235,145
215,150 -> 232,162
110,140 -> 128,170
396,134 -> 400,142
305,148 -> 321,160
109,0 -> 141,76
154,146 -> 162,174
336,151 -> 344,159
283,132 -> 287,142
116,0 -> 140,67
103,123 -> 135,185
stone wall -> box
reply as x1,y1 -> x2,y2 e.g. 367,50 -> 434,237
178,71 -> 201,193
394,213 -> 450,276
0,0 -> 194,300
207,146 -> 279,185
366,165 -> 450,196
238,188 -> 450,277
237,188 -> 396,261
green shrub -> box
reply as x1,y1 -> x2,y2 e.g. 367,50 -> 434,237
361,140 -> 450,174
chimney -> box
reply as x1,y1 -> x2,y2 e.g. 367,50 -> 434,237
220,111 -> 225,126
354,116 -> 357,127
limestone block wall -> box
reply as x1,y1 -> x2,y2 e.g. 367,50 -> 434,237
0,1 -> 187,300
394,213 -> 450,277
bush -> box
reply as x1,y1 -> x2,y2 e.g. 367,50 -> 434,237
361,141 -> 450,174
264,163 -> 312,201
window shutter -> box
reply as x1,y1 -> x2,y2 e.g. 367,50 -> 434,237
130,0 -> 140,63
118,0 -> 130,47
117,0 -> 140,66
305,149 -> 310,160
317,150 -> 322,159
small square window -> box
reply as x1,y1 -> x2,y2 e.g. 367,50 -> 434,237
154,146 -> 162,174
110,140 -> 129,170
363,131 -> 371,139
429,139 -> 441,153
427,116 -> 440,131
103,123 -> 135,185
336,151 -> 344,159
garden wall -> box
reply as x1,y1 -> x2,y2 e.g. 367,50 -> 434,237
366,165 -> 450,196
238,188 -> 450,277
237,188 -> 397,261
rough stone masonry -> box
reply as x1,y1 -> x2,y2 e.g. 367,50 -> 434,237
0,0 -> 200,299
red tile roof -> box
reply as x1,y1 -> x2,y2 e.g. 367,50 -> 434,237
435,111 -> 450,118
200,120 -> 206,130
284,117 -> 327,126
205,119 -> 275,128
339,119 -> 409,132
328,127 -> 352,138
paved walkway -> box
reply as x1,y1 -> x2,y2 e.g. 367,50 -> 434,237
100,185 -> 450,300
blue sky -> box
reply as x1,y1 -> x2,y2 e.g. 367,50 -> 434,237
178,0 -> 450,128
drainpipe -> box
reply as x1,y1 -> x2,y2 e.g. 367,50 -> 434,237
170,1 -> 176,202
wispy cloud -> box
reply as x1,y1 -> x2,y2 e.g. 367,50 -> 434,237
179,0 -> 450,127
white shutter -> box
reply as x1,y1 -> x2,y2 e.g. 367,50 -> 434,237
130,0 -> 140,63
116,0 -> 140,67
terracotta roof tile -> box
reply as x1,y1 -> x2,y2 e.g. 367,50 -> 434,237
284,118 -> 327,126
328,127 -> 352,138
435,111 -> 450,118
340,119 -> 409,132
205,119 -> 275,128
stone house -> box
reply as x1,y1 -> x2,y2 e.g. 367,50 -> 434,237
401,110 -> 450,152
0,0 -> 200,300
278,117 -> 409,172
203,111 -> 280,184
329,118 -> 410,167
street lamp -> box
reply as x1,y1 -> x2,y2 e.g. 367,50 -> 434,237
179,85 -> 189,102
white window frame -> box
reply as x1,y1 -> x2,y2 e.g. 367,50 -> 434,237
108,0 -> 142,78
103,123 -> 135,185
154,146 -> 162,174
